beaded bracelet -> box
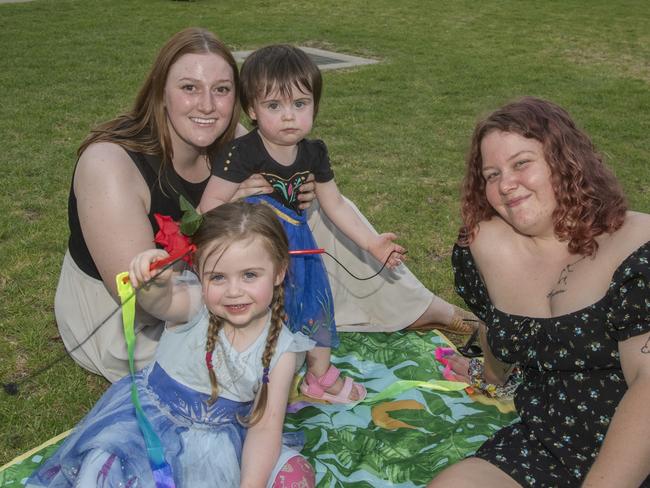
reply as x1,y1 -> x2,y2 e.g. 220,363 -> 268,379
467,358 -> 521,399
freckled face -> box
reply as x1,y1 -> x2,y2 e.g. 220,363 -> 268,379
164,53 -> 236,154
480,130 -> 557,237
200,237 -> 284,331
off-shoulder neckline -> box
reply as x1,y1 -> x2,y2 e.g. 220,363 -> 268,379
457,240 -> 650,322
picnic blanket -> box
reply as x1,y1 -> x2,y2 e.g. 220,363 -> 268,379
0,330 -> 517,487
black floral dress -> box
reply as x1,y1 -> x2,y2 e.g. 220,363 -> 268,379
452,241 -> 650,487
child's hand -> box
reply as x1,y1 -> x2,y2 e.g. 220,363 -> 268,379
368,233 -> 406,269
128,249 -> 171,288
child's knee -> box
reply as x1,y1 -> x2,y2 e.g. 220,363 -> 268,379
271,455 -> 315,488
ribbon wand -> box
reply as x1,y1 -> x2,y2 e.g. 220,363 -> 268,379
121,244 -> 197,284
289,248 -> 325,256
2,245 -> 393,395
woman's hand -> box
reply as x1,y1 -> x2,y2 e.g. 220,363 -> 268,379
368,233 -> 406,269
230,173 -> 316,210
296,174 -> 316,210
230,174 -> 273,201
446,353 -> 472,382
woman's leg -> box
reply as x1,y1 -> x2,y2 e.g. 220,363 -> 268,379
428,458 -> 521,488
55,251 -> 162,382
271,455 -> 315,488
405,297 -> 477,335
409,294 -> 455,326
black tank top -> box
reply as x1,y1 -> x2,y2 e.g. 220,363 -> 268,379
67,150 -> 208,279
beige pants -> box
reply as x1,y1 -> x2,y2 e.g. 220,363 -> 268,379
56,197 -> 433,382
55,251 -> 163,383
306,197 -> 433,332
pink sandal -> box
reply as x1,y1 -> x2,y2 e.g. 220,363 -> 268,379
300,365 -> 367,404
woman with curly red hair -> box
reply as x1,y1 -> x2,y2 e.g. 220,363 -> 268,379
430,97 -> 650,487
459,96 -> 627,256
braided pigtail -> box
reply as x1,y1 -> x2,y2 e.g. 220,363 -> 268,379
206,312 -> 224,405
191,201 -> 290,418
244,285 -> 285,426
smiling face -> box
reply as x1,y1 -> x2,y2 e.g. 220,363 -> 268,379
248,84 -> 314,152
481,130 -> 557,237
200,236 -> 285,332
164,52 -> 236,157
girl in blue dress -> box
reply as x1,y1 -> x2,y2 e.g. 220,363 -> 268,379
27,202 -> 316,487
200,45 -> 405,404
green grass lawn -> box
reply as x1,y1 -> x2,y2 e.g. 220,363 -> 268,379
1,0 -> 649,470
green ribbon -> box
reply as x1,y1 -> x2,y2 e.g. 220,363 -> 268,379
116,272 -> 175,486
362,379 -> 469,404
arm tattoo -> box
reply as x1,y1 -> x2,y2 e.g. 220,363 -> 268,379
547,255 -> 587,299
642,335 -> 650,354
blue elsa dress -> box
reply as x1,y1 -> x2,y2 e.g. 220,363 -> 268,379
27,304 -> 314,488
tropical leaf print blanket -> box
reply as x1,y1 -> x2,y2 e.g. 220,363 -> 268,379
0,330 -> 517,487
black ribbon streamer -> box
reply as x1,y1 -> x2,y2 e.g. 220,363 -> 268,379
2,248 -> 404,395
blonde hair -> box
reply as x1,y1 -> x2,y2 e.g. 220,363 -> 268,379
192,201 -> 289,425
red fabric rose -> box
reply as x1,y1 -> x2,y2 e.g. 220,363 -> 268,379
153,213 -> 193,265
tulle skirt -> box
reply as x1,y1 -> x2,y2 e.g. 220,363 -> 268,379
247,195 -> 338,348
27,362 -> 301,487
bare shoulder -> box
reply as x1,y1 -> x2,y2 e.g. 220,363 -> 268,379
601,211 -> 650,261
74,142 -> 147,198
469,217 -> 519,264
76,142 -> 136,178
622,211 -> 650,243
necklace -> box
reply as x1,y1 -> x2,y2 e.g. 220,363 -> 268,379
214,332 -> 248,398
